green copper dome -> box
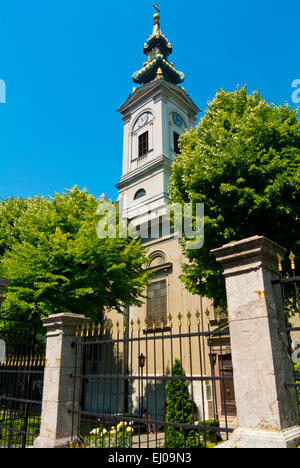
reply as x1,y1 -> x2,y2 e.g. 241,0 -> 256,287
132,8 -> 185,86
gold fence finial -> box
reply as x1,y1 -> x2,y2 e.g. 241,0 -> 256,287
86,325 -> 90,337
178,313 -> 182,329
91,324 -> 95,337
168,313 -> 172,328
187,311 -> 191,327
97,323 -> 101,336
153,317 -> 157,331
130,319 -> 134,334
289,251 -> 296,271
277,253 -> 283,273
80,325 -> 85,338
137,318 -> 141,332
196,310 -> 200,326
145,317 -> 148,332
116,321 -> 120,334
205,308 -> 211,325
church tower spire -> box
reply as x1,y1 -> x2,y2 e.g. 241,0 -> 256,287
132,5 -> 185,85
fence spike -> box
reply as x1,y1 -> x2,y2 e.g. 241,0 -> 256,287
168,313 -> 172,328
178,313 -> 182,328
187,311 -> 191,327
277,253 -> 283,273
130,320 -> 134,334
205,308 -> 211,325
144,317 -> 148,332
80,325 -> 85,338
289,251 -> 296,271
161,315 -> 164,330
137,318 -> 141,332
196,310 -> 200,326
97,323 -> 101,336
153,317 -> 157,331
91,324 -> 95,337
86,325 -> 90,338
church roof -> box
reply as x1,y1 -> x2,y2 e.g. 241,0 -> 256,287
132,7 -> 185,86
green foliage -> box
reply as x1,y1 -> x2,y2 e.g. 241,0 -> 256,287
197,420 -> 219,441
0,187 -> 151,326
169,87 -> 300,309
165,359 -> 204,448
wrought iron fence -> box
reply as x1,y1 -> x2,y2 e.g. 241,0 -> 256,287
0,318 -> 45,448
69,311 -> 235,449
272,251 -> 300,422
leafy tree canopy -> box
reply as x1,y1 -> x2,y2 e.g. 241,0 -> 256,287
0,187 -> 151,324
170,87 -> 300,309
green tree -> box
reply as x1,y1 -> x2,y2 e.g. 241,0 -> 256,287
0,187 -> 151,326
165,359 -> 203,448
170,87 -> 300,309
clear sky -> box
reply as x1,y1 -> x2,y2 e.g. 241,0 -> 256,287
0,0 -> 299,202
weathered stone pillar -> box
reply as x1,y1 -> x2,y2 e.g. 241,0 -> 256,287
212,236 -> 300,449
34,313 -> 90,448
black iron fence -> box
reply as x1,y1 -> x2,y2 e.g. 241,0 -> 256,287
0,318 -> 45,448
69,312 -> 235,449
272,252 -> 300,422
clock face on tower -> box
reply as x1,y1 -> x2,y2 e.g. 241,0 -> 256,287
137,113 -> 149,128
172,112 -> 183,128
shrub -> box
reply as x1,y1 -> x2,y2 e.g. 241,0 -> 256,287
165,359 -> 204,448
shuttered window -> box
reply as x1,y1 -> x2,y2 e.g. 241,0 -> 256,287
139,131 -> 149,157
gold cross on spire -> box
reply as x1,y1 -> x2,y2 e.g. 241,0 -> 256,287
153,3 -> 160,14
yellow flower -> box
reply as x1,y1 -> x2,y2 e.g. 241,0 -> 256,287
126,427 -> 133,433
110,430 -> 117,436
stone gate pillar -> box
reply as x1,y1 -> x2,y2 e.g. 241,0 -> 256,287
34,313 -> 90,448
212,236 -> 300,448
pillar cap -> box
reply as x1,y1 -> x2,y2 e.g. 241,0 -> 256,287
212,236 -> 287,278
42,313 -> 90,333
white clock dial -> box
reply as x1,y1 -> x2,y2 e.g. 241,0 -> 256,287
137,113 -> 149,128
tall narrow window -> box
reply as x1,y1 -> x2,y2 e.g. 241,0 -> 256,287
147,280 -> 167,329
139,131 -> 149,157
174,132 -> 180,154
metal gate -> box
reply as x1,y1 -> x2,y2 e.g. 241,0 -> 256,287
0,318 -> 45,448
272,252 -> 300,423
69,311 -> 234,449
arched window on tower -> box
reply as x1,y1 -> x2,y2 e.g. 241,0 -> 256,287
134,189 -> 146,200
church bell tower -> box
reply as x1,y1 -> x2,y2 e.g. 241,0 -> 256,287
116,7 -> 199,239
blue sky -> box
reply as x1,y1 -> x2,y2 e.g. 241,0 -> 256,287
0,0 -> 299,201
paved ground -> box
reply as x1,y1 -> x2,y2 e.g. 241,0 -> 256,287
132,432 -> 165,449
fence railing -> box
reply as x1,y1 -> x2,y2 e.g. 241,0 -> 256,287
273,251 -> 300,423
69,312 -> 235,449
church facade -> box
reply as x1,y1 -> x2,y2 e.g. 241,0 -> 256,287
104,8 -> 236,422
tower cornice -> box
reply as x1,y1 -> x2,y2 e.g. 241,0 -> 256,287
118,80 -> 200,117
